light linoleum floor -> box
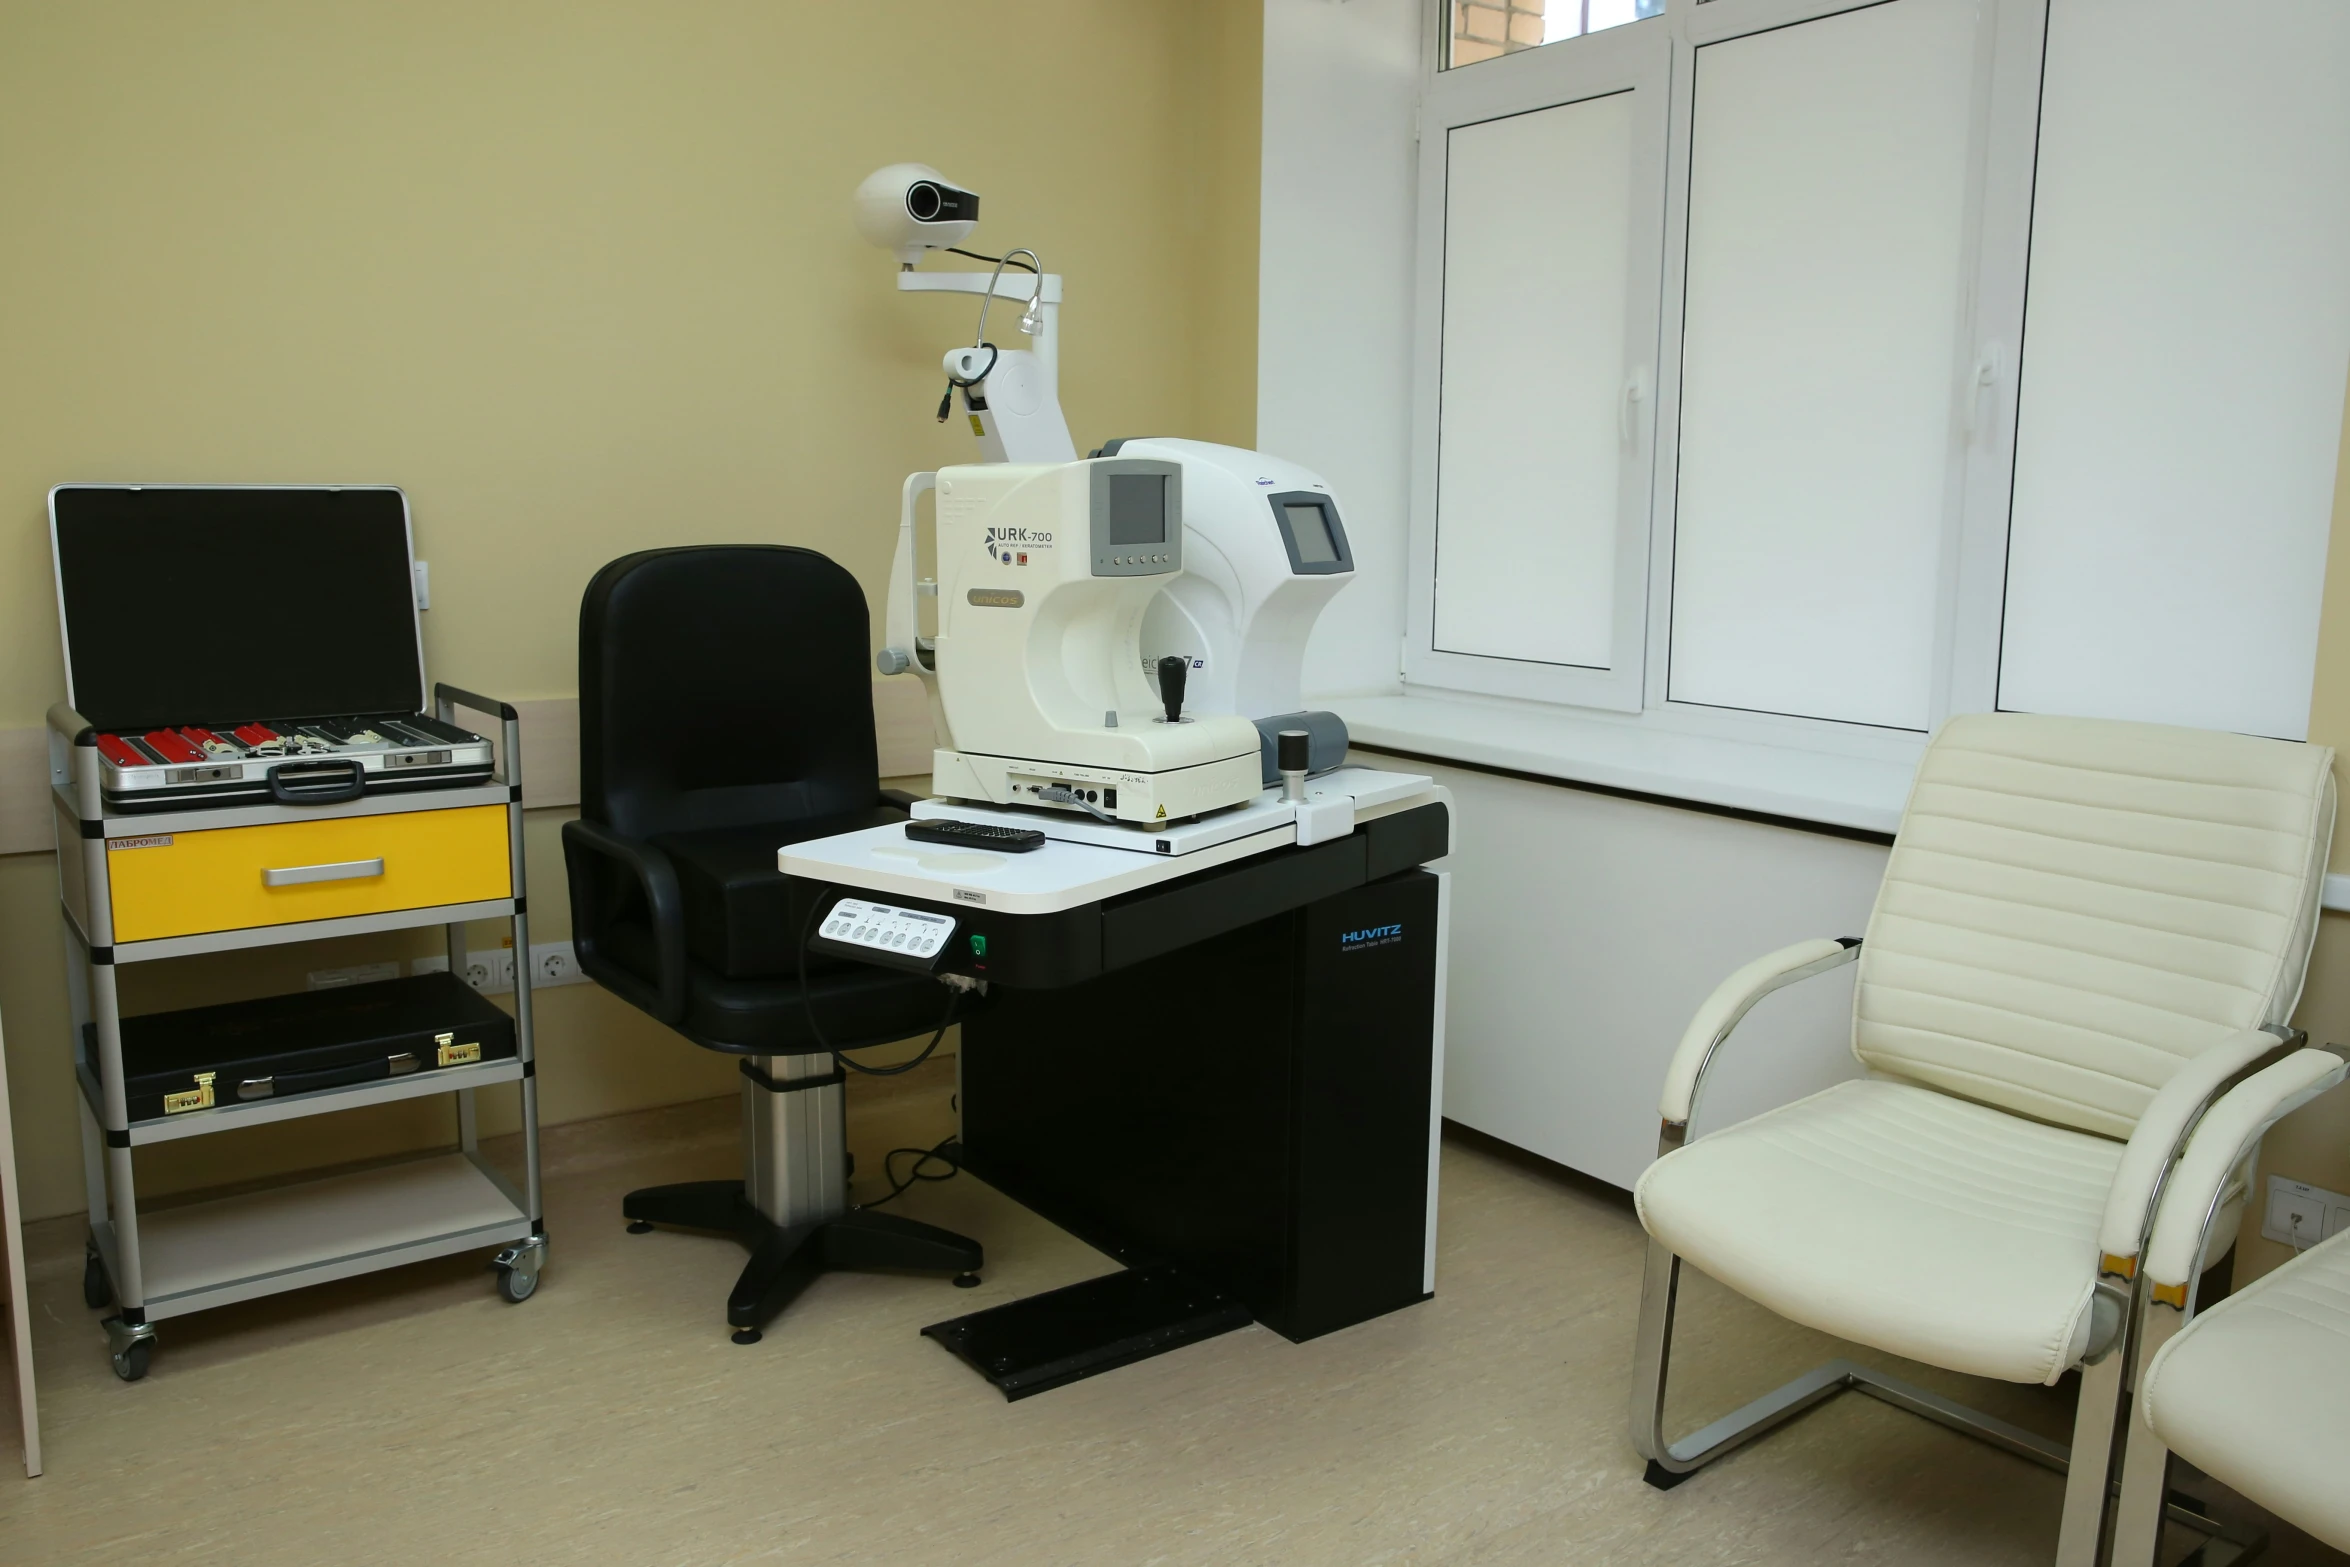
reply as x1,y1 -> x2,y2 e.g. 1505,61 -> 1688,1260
0,1063 -> 2340,1566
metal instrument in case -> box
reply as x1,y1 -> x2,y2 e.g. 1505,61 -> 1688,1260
89,712 -> 494,809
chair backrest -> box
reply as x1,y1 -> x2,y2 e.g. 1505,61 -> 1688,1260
578,545 -> 882,841
1856,713 -> 2335,1140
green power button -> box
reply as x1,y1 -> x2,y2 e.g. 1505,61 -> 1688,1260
968,932 -> 988,957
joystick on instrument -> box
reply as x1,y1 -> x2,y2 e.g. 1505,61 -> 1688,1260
1157,655 -> 1189,724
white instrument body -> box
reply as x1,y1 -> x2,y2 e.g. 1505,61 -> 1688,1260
927,459 -> 1264,827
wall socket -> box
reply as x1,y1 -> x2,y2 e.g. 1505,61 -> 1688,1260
2262,1174 -> 2350,1250
412,941 -> 583,995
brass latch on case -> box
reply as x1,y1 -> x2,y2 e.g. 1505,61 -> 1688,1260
164,1072 -> 217,1115
436,1033 -> 481,1068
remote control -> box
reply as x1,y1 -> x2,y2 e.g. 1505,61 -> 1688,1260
905,818 -> 1047,853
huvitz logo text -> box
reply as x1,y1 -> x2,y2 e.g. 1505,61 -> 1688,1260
1339,923 -> 1404,951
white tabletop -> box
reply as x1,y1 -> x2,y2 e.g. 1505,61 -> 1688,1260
779,818 -> 1287,915
782,770 -> 1443,916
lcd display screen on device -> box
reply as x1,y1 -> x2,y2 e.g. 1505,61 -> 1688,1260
1284,502 -> 1341,565
1108,474 -> 1169,546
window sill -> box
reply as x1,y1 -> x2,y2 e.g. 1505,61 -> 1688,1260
1324,690 -> 1918,836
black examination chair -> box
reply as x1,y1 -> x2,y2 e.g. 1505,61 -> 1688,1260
561,545 -> 982,1343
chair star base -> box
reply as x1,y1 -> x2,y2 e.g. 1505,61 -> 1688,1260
621,1179 -> 983,1341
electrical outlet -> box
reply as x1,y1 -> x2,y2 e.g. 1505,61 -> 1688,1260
412,948 -> 515,994
415,944 -> 580,992
307,960 -> 401,990
2263,1175 -> 2347,1250
530,941 -> 584,987
413,559 -> 430,610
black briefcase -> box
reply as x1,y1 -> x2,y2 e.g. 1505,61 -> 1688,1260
100,971 -> 518,1122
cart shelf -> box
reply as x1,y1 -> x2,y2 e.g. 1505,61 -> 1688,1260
90,1152 -> 530,1321
81,896 -> 520,965
77,1056 -> 529,1146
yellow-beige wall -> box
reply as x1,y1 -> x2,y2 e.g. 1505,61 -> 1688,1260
0,1 -> 1262,1221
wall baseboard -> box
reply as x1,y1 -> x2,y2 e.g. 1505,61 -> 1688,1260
0,678 -> 937,855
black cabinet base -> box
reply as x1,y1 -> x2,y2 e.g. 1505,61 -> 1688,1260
922,1264 -> 1252,1400
621,1179 -> 983,1340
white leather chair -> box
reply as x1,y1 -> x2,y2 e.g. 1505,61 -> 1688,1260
2104,1045 -> 2350,1565
1629,713 -> 2334,1567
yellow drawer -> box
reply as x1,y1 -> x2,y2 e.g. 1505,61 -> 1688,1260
107,805 -> 512,942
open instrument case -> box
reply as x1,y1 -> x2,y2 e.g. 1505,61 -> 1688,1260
50,485 -> 494,812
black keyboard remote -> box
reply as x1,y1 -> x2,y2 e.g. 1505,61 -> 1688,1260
904,818 -> 1047,853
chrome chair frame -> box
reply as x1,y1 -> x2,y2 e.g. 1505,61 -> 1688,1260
1628,937 -> 2289,1567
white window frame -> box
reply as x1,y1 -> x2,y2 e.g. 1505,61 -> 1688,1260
1405,19 -> 1672,713
1404,0 -> 2046,763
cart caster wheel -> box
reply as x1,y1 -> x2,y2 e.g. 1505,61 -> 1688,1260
111,1342 -> 151,1382
626,1220 -> 654,1234
83,1250 -> 110,1310
731,1328 -> 762,1346
953,1272 -> 981,1289
496,1267 -> 538,1304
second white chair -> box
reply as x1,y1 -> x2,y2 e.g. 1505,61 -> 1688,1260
2106,1044 -> 2350,1563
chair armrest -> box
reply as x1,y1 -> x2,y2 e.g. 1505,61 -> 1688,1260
561,818 -> 687,1026
1661,937 -> 1861,1130
2143,1047 -> 2349,1300
878,788 -> 921,812
2096,1026 -> 2302,1276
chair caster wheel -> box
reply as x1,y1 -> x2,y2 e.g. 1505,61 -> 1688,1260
626,1220 -> 654,1234
953,1272 -> 981,1289
731,1328 -> 762,1345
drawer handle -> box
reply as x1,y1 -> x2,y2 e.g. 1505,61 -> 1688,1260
262,857 -> 386,888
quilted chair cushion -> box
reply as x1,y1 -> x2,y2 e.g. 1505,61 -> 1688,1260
2141,1229 -> 2350,1551
1636,1079 -> 2126,1385
1854,714 -> 2334,1139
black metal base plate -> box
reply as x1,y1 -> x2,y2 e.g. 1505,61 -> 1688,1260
921,1264 -> 1251,1400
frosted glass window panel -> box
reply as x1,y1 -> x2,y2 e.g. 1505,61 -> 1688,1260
1667,0 -> 1980,730
1433,92 -> 1636,669
1997,0 -> 2350,741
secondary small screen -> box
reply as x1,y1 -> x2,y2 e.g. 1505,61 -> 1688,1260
1108,474 -> 1168,546
1284,501 -> 1341,565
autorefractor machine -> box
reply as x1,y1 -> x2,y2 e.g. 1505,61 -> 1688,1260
855,164 -> 1366,842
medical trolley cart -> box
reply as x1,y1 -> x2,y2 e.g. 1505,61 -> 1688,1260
46,482 -> 551,1382
51,686 -> 545,1380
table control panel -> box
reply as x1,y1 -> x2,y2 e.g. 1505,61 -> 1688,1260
811,898 -> 957,973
